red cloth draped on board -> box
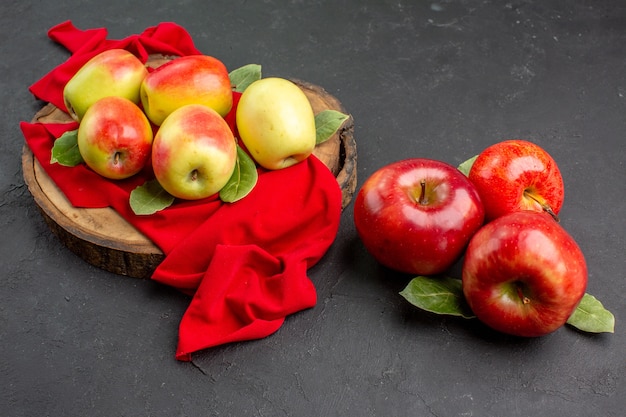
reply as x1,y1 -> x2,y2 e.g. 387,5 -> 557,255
20,21 -> 342,361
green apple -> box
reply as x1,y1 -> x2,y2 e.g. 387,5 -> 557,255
77,96 -> 153,180
236,77 -> 316,170
151,104 -> 237,200
63,49 -> 148,122
140,55 -> 233,126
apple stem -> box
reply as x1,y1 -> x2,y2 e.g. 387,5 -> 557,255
524,191 -> 559,222
515,283 -> 531,305
418,180 -> 428,205
113,152 -> 121,166
190,169 -> 198,182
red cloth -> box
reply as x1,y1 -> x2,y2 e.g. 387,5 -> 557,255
21,21 -> 342,361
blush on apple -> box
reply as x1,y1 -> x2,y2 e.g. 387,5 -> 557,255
140,55 -> 233,126
468,139 -> 564,222
151,104 -> 237,200
354,158 -> 485,276
462,211 -> 587,337
77,96 -> 153,180
64,49 -> 148,122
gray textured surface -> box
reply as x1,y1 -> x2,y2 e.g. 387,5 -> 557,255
2,1 -> 624,416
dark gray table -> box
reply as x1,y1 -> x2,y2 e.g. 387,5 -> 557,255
2,1 -> 624,416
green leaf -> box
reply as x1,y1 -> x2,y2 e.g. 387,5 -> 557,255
129,179 -> 175,215
315,109 -> 350,145
400,276 -> 475,319
457,155 -> 478,177
219,145 -> 259,203
229,64 -> 262,92
50,129 -> 83,166
566,293 -> 615,333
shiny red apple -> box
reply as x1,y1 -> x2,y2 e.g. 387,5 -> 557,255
462,211 -> 587,337
354,158 -> 485,275
468,139 -> 564,222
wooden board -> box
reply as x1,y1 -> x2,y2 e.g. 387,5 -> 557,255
22,76 -> 357,278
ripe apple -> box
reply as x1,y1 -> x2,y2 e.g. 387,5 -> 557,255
236,77 -> 316,170
140,55 -> 233,126
77,96 -> 153,180
353,158 -> 485,275
63,49 -> 148,122
468,139 -> 564,222
462,211 -> 587,337
152,104 -> 237,200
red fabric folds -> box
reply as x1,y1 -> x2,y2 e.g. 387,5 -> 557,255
30,21 -> 203,111
22,21 -> 342,361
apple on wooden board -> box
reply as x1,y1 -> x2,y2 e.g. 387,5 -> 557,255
140,55 -> 233,126
462,210 -> 587,337
236,77 -> 317,170
63,49 -> 148,122
353,158 -> 485,276
151,104 -> 237,200
468,139 -> 564,222
77,96 -> 153,180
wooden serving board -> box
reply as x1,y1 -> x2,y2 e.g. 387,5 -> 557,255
22,74 -> 357,278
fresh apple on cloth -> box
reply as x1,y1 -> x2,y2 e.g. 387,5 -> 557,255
462,211 -> 587,337
151,104 -> 237,200
63,49 -> 148,122
77,96 -> 153,180
354,158 -> 485,275
236,77 -> 317,170
140,55 -> 233,126
469,139 -> 564,222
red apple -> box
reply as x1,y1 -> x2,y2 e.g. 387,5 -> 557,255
77,96 -> 153,180
468,139 -> 564,222
462,211 -> 587,337
152,104 -> 237,200
354,158 -> 485,275
140,55 -> 233,126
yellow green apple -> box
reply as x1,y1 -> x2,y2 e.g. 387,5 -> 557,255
77,96 -> 153,180
140,55 -> 233,126
151,104 -> 237,200
63,49 -> 148,122
236,77 -> 316,170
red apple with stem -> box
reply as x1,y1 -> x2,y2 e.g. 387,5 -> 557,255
354,158 -> 485,276
77,96 -> 153,180
468,139 -> 564,222
462,211 -> 587,337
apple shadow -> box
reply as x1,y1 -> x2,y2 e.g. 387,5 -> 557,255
341,233 -> 415,292
388,253 -> 553,349
332,233 -> 571,351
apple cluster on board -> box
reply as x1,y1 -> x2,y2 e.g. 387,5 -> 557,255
354,140 -> 614,337
48,42 -> 613,340
60,49 -> 320,206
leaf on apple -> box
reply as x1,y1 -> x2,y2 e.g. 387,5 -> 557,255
219,144 -> 258,203
400,276 -> 476,319
50,129 -> 84,167
566,293 -> 615,333
315,109 -> 350,145
229,64 -> 262,93
129,179 -> 175,215
457,155 -> 478,177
